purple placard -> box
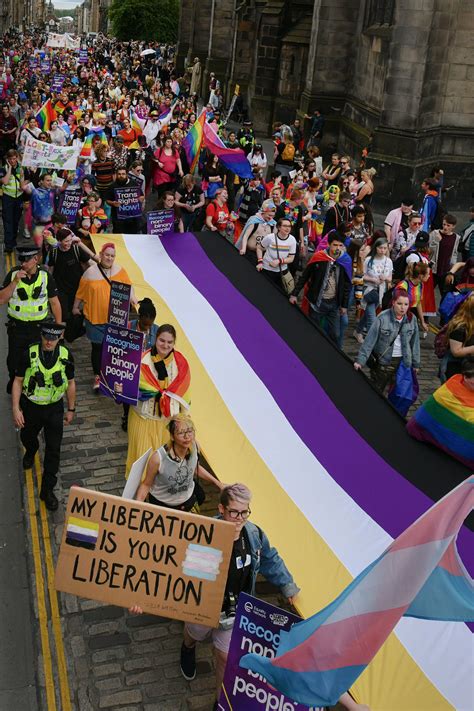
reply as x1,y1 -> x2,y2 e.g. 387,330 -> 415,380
51,74 -> 65,92
147,209 -> 174,238
219,593 -> 318,711
40,59 -> 51,74
107,281 -> 132,328
115,186 -> 142,219
58,190 -> 82,224
78,49 -> 88,63
29,58 -> 38,68
99,325 -> 144,404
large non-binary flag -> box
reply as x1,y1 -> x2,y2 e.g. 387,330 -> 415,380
91,231 -> 472,711
241,477 -> 474,707
182,110 -> 206,173
36,98 -> 57,132
203,120 -> 253,179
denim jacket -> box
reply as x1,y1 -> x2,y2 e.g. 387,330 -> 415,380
216,516 -> 300,599
357,309 -> 421,369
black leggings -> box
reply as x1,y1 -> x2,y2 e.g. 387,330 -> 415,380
91,342 -> 102,376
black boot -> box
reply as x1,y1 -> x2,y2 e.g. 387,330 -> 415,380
40,489 -> 58,511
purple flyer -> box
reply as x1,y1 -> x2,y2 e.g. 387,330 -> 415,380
146,209 -> 174,238
107,281 -> 132,328
40,59 -> 51,73
58,190 -> 82,224
51,74 -> 65,92
99,325 -> 144,405
115,186 -> 142,219
219,593 -> 319,711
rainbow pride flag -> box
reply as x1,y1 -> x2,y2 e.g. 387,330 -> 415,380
36,98 -> 57,132
407,374 -> 474,468
241,476 -> 474,707
203,120 -> 253,179
80,129 -> 108,157
130,110 -> 144,135
182,110 -> 206,173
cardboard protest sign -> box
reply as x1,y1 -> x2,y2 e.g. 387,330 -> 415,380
115,186 -> 142,219
107,281 -> 132,328
55,487 -> 235,626
122,449 -> 152,501
147,209 -> 174,238
219,593 -> 320,711
99,325 -> 143,404
58,190 -> 82,224
22,135 -> 79,171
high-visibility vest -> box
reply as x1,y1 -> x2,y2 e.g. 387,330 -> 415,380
1,166 -> 23,198
7,269 -> 49,322
23,344 -> 69,405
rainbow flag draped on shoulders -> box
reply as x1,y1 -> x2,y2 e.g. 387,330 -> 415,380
300,250 -> 353,316
240,476 -> 474,708
203,120 -> 253,179
80,129 -> 108,158
182,110 -> 206,174
407,374 -> 474,468
36,98 -> 57,132
138,348 -> 191,418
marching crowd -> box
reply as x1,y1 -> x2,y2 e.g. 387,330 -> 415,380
0,25 -> 472,711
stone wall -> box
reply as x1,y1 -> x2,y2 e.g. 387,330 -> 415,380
177,0 -> 474,207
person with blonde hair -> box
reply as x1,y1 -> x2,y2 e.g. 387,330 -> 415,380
446,293 -> 474,379
135,413 -> 223,512
355,167 -> 376,231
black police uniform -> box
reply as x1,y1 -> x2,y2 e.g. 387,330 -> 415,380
16,341 -> 74,498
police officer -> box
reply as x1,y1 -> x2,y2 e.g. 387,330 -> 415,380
0,245 -> 62,393
237,120 -> 255,156
11,323 -> 76,511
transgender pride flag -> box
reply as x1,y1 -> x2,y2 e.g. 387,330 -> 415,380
241,477 -> 474,708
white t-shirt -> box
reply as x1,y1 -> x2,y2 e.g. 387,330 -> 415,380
392,317 -> 404,357
261,233 -> 297,272
363,255 -> 393,301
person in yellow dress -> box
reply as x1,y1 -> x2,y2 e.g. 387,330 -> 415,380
125,324 -> 191,476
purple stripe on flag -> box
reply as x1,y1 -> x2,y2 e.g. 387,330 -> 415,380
161,232 -> 473,574
66,531 -> 97,545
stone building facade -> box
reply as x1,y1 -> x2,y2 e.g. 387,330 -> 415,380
0,0 -> 47,32
177,0 -> 474,206
76,0 -> 111,34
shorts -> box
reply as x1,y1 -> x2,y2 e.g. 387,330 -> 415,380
185,621 -> 233,654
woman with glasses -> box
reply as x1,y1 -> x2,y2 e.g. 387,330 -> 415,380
135,414 -> 223,512
125,324 -> 191,475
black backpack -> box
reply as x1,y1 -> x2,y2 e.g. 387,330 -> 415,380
392,249 -> 422,283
